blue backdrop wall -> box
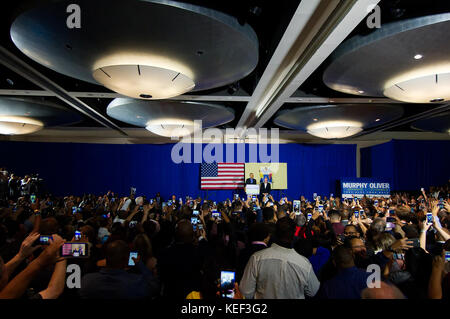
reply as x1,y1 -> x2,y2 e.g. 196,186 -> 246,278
0,141 -> 356,201
361,140 -> 450,191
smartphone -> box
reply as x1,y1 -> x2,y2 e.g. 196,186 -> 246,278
60,243 -> 89,258
191,217 -> 198,225
72,206 -> 78,214
198,224 -> 203,230
39,235 -> 52,245
74,231 -> 81,241
330,193 -> 334,198
234,194 -> 239,200
409,238 -> 420,248
293,200 -> 301,215
252,195 -> 257,202
313,193 -> 317,200
101,235 -> 109,244
307,212 -> 312,221
192,210 -> 199,216
374,200 -> 378,206
354,210 -> 359,218
150,199 -> 154,204
128,251 -> 138,266
30,194 -> 36,204
220,271 -> 235,299
393,252 -> 405,260
318,205 -> 323,213
426,212 -> 433,224
389,209 -> 395,216
129,221 -> 138,228
359,209 -> 364,216
386,217 -> 396,223
212,211 -> 220,219
445,251 -> 450,262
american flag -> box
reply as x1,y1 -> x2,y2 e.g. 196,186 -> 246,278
200,162 -> 245,189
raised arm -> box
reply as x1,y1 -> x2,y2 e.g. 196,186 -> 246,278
4,232 -> 41,279
38,258 -> 67,299
0,235 -> 64,299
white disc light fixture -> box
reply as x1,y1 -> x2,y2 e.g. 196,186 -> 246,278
107,98 -> 235,138
145,118 -> 196,137
0,116 -> 43,135
306,120 -> 362,139
92,65 -> 195,99
274,104 -> 404,139
323,13 -> 450,103
11,0 -> 259,99
384,72 -> 450,103
0,97 -> 82,135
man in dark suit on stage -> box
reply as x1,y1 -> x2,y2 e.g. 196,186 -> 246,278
245,173 -> 257,185
260,177 -> 271,196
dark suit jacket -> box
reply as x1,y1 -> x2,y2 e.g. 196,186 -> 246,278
245,178 -> 257,185
260,182 -> 271,194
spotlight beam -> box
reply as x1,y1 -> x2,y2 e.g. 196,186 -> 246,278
0,46 -> 127,136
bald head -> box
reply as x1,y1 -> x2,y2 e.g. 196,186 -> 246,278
105,240 -> 129,269
175,220 -> 194,244
332,246 -> 354,269
361,281 -> 405,299
39,217 -> 59,235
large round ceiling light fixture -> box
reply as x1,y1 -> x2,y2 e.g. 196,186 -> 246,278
92,65 -> 195,99
107,98 -> 234,138
384,72 -> 450,103
0,116 -> 43,135
10,0 -> 259,99
145,118 -> 196,137
306,121 -> 362,139
274,104 -> 404,139
0,97 -> 82,135
323,13 -> 450,103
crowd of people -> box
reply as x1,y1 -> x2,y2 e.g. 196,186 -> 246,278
0,167 -> 449,299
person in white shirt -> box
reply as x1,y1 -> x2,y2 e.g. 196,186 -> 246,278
240,217 -> 320,299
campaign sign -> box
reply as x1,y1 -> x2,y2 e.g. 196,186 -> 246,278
341,178 -> 390,198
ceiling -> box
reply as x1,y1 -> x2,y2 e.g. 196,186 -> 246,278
0,0 -> 449,144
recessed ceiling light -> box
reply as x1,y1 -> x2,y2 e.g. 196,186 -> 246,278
414,54 -> 423,60
375,118 -> 380,122
358,90 -> 364,94
313,118 -> 318,121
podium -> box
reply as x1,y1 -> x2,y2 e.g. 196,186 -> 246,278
245,184 -> 260,195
